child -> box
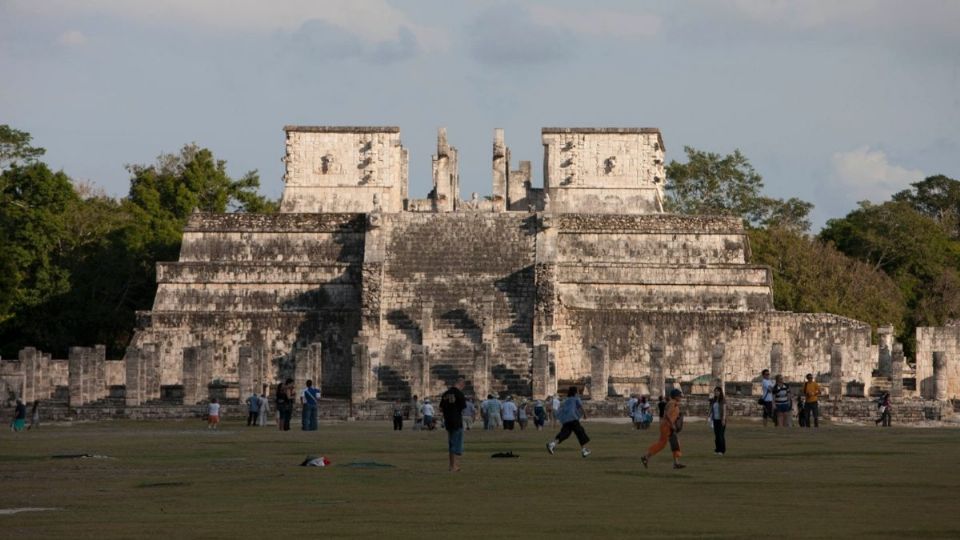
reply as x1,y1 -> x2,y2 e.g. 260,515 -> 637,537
797,394 -> 807,427
641,388 -> 685,469
546,386 -> 591,458
207,398 -> 221,430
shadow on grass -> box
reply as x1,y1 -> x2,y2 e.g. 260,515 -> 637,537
137,481 -> 192,488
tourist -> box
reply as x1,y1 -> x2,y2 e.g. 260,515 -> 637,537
533,399 -> 546,430
709,386 -> 727,455
463,397 -> 473,429
760,369 -> 775,427
485,394 -> 502,430
411,394 -> 422,431
391,398 -> 404,430
479,395 -> 490,429
802,373 -> 821,428
301,379 -> 320,431
633,396 -> 652,430
657,395 -> 666,419
641,388 -> 685,470
772,375 -> 792,428
518,399 -> 529,430
245,390 -> 260,427
422,398 -> 435,430
875,392 -> 892,427
440,377 -> 467,472
276,378 -> 294,431
550,394 -> 561,427
207,398 -> 221,430
546,386 -> 591,458
257,390 -> 270,426
501,396 -> 518,430
11,398 -> 27,432
797,394 -> 807,427
28,400 -> 40,430
627,394 -> 638,423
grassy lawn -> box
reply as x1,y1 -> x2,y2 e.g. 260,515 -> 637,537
1,417 -> 958,539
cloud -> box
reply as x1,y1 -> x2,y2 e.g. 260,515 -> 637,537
57,30 -> 87,47
285,19 -> 418,64
831,146 -> 925,203
466,5 -> 577,67
8,0 -> 444,50
528,5 -> 661,40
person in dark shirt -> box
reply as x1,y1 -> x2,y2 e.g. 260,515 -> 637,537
440,377 -> 467,472
657,395 -> 666,419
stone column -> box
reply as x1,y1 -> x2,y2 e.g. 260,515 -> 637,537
199,342 -> 215,400
890,342 -> 904,398
649,343 -> 665,399
124,346 -> 143,406
491,128 -> 508,211
410,345 -> 430,399
68,346 -> 87,407
711,342 -> 725,389
351,340 -> 375,405
933,351 -> 948,402
182,346 -> 200,405
142,342 -> 161,402
308,342 -> 322,392
589,344 -> 609,400
19,347 -> 37,403
770,342 -> 783,378
92,345 -> 107,402
532,344 -> 551,399
472,343 -> 491,399
830,344 -> 844,400
238,345 -> 253,395
877,325 -> 894,377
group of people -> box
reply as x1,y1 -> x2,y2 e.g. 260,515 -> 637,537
210,379 -> 323,432
759,369 -> 824,428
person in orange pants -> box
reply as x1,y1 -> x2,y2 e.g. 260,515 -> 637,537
641,388 -> 685,470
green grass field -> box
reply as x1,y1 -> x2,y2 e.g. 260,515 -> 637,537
1,417 -> 958,539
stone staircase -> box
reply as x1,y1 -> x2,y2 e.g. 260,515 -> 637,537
869,376 -> 892,397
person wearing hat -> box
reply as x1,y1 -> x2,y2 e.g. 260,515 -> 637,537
421,398 -> 436,430
501,396 -> 518,430
640,388 -> 686,470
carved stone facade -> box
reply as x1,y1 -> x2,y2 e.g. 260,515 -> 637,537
1,125 -> 913,416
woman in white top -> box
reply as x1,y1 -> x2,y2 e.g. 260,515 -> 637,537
257,392 -> 270,426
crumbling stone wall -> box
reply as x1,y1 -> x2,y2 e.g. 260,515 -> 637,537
915,325 -> 960,400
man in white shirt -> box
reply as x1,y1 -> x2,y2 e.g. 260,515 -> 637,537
501,396 -> 518,430
760,369 -> 775,427
550,395 -> 561,427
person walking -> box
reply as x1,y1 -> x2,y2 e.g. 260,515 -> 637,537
485,395 -> 502,430
276,379 -> 294,431
245,390 -> 260,427
392,398 -> 404,430
533,399 -> 546,430
11,398 -> 27,432
709,387 -> 727,455
411,395 -> 422,431
802,373 -> 821,428
772,375 -> 792,428
546,386 -> 592,458
300,380 -> 320,431
422,398 -> 436,430
207,398 -> 221,430
760,369 -> 776,427
463,397 -> 476,430
641,388 -> 686,470
517,399 -> 529,430
257,390 -> 270,426
633,396 -> 652,430
657,395 -> 666,419
440,377 -> 467,472
501,396 -> 518,430
875,392 -> 892,427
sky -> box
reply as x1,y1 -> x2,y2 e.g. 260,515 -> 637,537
1,0 -> 958,230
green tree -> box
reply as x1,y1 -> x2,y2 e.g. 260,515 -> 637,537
892,174 -> 960,237
0,124 -> 46,170
750,227 -> 905,333
665,146 -> 813,231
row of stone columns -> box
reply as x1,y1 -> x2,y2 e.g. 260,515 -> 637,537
68,345 -> 108,407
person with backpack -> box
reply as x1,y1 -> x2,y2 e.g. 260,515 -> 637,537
772,375 -> 792,428
301,380 -> 320,431
641,388 -> 686,470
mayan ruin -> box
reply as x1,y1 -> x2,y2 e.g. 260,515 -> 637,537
1,126 -> 957,420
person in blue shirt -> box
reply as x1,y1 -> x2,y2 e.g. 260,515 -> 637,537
301,380 -> 321,431
545,386 -> 591,458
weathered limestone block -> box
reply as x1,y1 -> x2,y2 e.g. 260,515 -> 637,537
238,345 -> 253,395
125,345 -> 143,406
890,343 -> 904,398
294,343 -> 322,392
20,347 -> 38,403
473,343 -> 492,400
491,128 -> 507,211
878,325 -> 894,377
532,344 -> 551,399
933,351 -> 948,402
68,346 -> 87,407
410,345 -> 430,400
350,341 -> 373,405
182,346 -> 200,405
711,342 -> 725,388
589,344 -> 609,399
649,343 -> 665,399
770,342 -> 783,378
830,344 -> 843,399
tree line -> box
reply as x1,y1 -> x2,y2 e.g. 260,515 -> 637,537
1,125 -> 956,359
